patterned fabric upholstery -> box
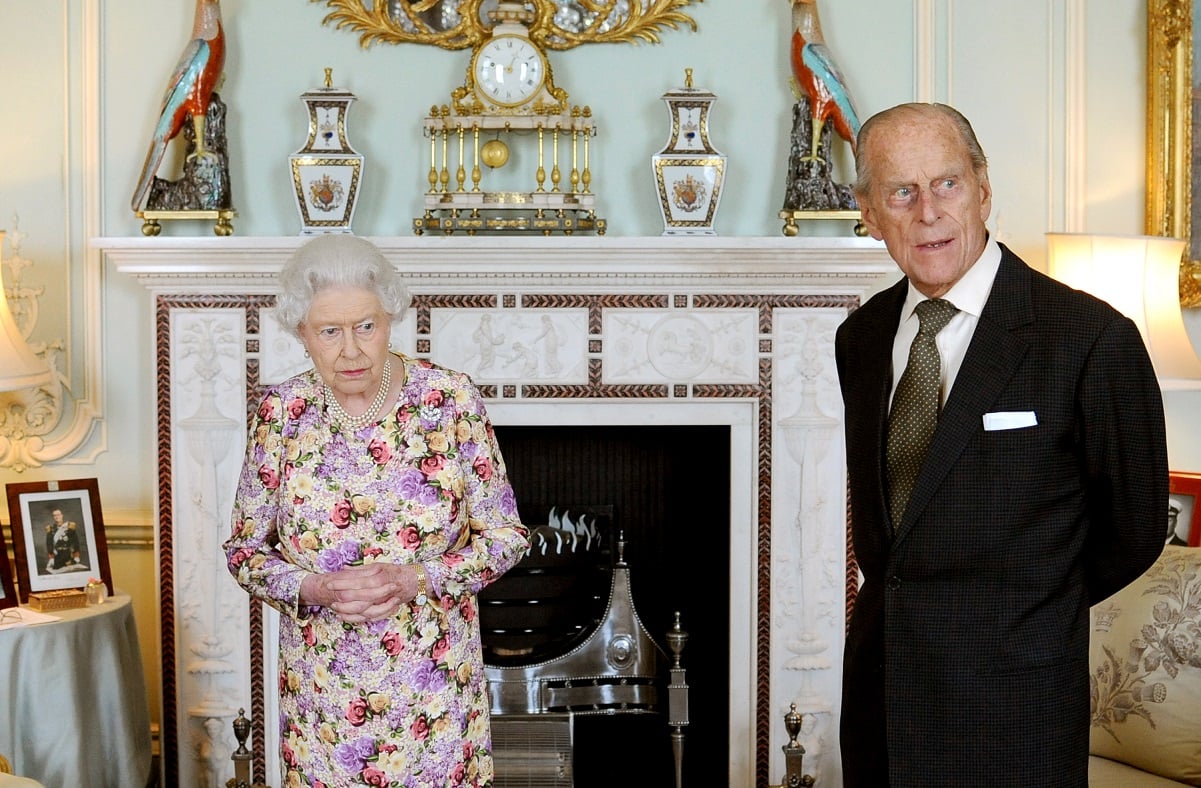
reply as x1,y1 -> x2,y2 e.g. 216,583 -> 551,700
1089,545 -> 1201,785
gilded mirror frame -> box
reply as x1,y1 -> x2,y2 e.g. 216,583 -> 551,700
1147,0 -> 1201,305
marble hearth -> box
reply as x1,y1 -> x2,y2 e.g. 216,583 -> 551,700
99,235 -> 893,788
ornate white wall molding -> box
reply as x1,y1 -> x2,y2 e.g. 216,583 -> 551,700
0,221 -> 67,471
0,0 -> 106,472
99,235 -> 893,788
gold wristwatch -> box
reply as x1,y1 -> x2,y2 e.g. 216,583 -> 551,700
414,564 -> 428,606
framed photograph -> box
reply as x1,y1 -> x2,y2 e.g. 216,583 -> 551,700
0,522 -> 17,611
1168,471 -> 1201,547
4,478 -> 112,603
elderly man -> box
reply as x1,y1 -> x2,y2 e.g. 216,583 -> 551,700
835,103 -> 1167,785
43,508 -> 85,573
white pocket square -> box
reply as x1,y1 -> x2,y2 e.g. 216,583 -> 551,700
983,411 -> 1038,431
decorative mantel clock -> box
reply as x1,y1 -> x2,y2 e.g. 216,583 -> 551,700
416,2 -> 600,235
310,0 -> 706,236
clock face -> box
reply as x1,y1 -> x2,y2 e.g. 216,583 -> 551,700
473,35 -> 547,107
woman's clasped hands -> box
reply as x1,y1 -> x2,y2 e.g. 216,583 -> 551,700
300,562 -> 423,623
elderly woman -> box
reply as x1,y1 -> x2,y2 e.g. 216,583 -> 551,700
223,234 -> 529,787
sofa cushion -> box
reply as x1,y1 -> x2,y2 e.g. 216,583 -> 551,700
1090,754 -> 1191,783
1089,754 -> 1191,787
1089,545 -> 1201,784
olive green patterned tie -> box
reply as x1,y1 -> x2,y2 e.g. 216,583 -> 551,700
886,298 -> 959,530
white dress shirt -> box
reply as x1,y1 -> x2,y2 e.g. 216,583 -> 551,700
889,235 -> 1002,409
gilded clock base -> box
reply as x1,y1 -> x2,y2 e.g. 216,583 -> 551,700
414,208 -> 605,237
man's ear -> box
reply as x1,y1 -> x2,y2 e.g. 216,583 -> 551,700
857,199 -> 884,241
977,171 -> 993,223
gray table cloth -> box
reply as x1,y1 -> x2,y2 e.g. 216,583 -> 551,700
0,593 -> 152,787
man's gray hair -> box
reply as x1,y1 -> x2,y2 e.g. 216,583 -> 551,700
853,103 -> 988,198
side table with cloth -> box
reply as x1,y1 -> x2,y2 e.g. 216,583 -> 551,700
0,593 -> 152,788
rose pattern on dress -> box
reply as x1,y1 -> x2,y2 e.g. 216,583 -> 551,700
224,355 -> 528,787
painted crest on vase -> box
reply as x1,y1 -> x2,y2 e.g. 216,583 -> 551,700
672,174 -> 708,213
308,174 -> 344,212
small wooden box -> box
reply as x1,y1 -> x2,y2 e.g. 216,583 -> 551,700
27,589 -> 88,611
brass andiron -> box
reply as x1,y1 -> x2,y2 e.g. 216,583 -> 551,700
666,611 -> 690,788
770,703 -> 815,788
226,708 -> 267,788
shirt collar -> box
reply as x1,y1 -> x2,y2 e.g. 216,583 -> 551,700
901,235 -> 1001,320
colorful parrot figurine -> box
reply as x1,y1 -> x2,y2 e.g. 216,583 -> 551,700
130,0 -> 225,212
789,0 -> 861,162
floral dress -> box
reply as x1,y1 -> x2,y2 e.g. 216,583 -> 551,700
224,354 -> 529,788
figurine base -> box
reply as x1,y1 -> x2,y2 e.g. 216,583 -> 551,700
779,209 -> 866,238
138,209 -> 236,237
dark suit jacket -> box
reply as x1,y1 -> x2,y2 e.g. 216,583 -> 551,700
834,245 -> 1167,787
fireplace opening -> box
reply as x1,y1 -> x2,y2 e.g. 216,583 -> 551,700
487,424 -> 731,788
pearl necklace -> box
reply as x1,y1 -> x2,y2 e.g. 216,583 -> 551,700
324,357 -> 392,431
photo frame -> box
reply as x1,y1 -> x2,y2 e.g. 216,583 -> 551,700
4,478 -> 112,603
0,522 -> 17,611
1146,0 -> 1201,307
1168,471 -> 1201,547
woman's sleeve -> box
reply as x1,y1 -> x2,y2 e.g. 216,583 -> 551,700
222,389 -> 311,618
425,377 -> 529,599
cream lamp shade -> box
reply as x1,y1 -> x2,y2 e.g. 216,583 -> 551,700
1046,233 -> 1201,386
0,230 -> 54,392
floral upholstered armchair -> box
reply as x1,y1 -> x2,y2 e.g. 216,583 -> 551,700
1089,544 -> 1201,786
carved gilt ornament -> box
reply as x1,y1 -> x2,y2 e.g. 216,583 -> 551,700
312,0 -> 703,50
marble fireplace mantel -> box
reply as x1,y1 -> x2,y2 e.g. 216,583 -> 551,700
98,235 -> 895,788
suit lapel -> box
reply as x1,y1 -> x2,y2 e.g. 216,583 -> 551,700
852,280 -> 908,545
891,247 -> 1034,545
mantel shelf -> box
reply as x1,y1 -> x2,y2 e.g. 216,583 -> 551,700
94,235 -> 897,292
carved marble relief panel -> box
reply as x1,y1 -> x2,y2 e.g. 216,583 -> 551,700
168,307 -> 255,788
430,308 -> 590,382
768,307 -> 847,788
603,308 -> 759,384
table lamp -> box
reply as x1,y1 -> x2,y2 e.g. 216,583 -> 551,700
0,230 -> 53,392
1046,232 -> 1201,388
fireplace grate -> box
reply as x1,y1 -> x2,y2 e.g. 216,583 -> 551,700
491,713 -> 574,788
484,517 -> 688,787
